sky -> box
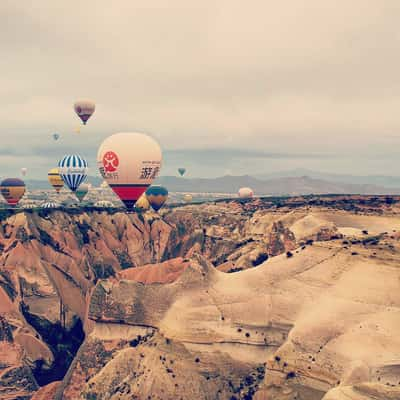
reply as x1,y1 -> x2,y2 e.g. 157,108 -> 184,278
1,0 -> 400,179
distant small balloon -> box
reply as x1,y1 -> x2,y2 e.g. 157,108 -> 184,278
75,183 -> 89,202
183,194 -> 192,203
53,133 -> 60,141
238,187 -> 254,199
178,168 -> 186,177
100,180 -> 109,189
42,202 -> 61,209
74,127 -> 80,134
21,168 -> 27,176
74,99 -> 95,125
95,200 -> 114,208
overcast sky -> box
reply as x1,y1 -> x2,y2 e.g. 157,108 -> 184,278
1,1 -> 400,179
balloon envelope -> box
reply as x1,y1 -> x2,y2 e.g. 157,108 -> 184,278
58,155 -> 88,192
183,194 -> 192,203
21,168 -> 27,176
95,200 -> 114,208
48,168 -> 64,193
97,132 -> 162,210
0,178 -> 25,206
178,168 -> 186,176
53,133 -> 60,141
42,202 -> 60,209
146,185 -> 168,211
75,183 -> 89,202
238,187 -> 254,198
74,99 -> 95,125
135,193 -> 150,212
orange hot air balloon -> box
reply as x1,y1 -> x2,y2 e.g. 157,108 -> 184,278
0,178 -> 26,206
97,132 -> 162,210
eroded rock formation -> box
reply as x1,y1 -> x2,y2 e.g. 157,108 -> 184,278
0,195 -> 399,399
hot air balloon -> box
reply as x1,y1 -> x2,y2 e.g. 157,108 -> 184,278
53,133 -> 60,141
48,168 -> 64,193
238,187 -> 254,199
97,132 -> 162,210
74,126 -> 81,134
42,202 -> 61,209
75,183 -> 89,202
74,99 -> 95,125
183,194 -> 193,203
22,203 -> 36,209
135,193 -> 150,212
0,178 -> 26,207
146,185 -> 168,211
95,200 -> 114,208
21,168 -> 27,176
58,155 -> 88,192
178,168 -> 186,177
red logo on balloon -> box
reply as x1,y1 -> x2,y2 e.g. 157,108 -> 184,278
103,151 -> 119,173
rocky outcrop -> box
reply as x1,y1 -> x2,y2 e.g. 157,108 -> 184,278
0,196 -> 400,399
60,237 -> 400,399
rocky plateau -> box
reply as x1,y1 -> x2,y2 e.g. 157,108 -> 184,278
0,195 -> 399,400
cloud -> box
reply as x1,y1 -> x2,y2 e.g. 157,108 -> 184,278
1,1 -> 400,177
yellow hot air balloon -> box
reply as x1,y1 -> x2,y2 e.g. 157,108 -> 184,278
48,168 -> 64,193
135,192 -> 150,212
0,178 -> 26,207
74,126 -> 81,134
183,194 -> 193,203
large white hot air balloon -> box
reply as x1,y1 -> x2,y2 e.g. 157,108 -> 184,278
74,99 -> 95,125
97,132 -> 162,210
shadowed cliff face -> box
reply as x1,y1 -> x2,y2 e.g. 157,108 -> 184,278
0,196 -> 399,400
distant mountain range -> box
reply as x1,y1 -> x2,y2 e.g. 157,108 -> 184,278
24,173 -> 400,195
255,169 -> 400,189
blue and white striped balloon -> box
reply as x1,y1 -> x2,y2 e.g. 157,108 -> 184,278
58,155 -> 88,192
42,202 -> 61,209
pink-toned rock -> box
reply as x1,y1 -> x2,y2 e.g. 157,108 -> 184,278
31,381 -> 61,400
117,257 -> 190,284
